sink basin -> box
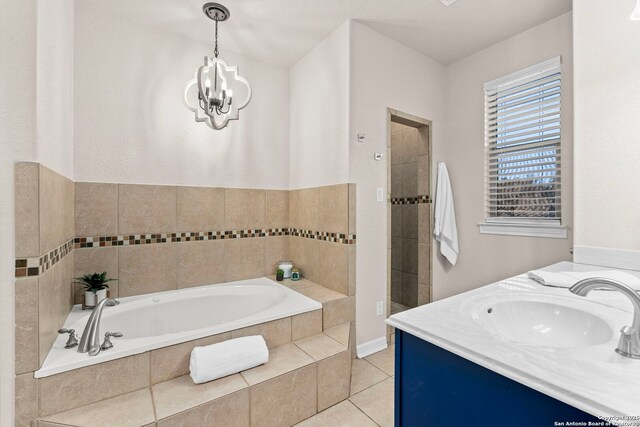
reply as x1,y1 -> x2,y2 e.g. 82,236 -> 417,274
470,296 -> 614,348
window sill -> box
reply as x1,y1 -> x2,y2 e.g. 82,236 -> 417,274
478,222 -> 568,239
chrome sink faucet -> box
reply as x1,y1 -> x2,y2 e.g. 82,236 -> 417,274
570,278 -> 640,359
78,298 -> 119,356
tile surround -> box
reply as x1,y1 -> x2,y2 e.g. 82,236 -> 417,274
15,163 -> 40,258
39,353 -> 150,417
39,388 -> 156,427
249,364 -> 317,427
152,373 -> 247,420
14,167 -> 358,426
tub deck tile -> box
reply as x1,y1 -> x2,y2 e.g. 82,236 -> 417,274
323,322 -> 351,347
152,373 -> 247,420
294,333 -> 347,362
241,343 -> 314,386
38,388 -> 155,427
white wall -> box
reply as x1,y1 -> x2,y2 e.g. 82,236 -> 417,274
0,1 -> 75,423
74,3 -> 290,189
434,13 -> 574,301
37,0 -> 74,178
0,0 -> 37,420
573,1 -> 640,253
349,22 -> 447,347
289,22 -> 350,189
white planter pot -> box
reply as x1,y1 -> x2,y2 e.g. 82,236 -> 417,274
84,289 -> 107,307
96,289 -> 107,304
84,291 -> 96,307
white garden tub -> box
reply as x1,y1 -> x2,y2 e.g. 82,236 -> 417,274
35,277 -> 321,378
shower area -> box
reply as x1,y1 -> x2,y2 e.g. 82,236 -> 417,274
388,110 -> 432,316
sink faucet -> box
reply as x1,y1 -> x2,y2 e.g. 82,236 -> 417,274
78,298 -> 118,356
569,278 -> 640,359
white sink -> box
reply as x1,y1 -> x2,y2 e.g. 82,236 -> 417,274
470,295 -> 614,348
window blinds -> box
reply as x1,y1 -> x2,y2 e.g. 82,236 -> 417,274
484,57 -> 562,222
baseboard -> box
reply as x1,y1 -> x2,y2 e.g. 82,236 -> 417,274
573,245 -> 640,271
356,337 -> 388,358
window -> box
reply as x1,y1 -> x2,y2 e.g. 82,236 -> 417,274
479,57 -> 567,239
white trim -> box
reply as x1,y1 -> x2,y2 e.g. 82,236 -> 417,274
483,56 -> 561,92
573,246 -> 640,271
356,337 -> 388,358
478,221 -> 567,239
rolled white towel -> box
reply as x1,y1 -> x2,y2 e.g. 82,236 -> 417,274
190,335 -> 268,384
527,269 -> 640,290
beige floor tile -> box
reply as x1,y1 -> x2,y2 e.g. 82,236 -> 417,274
364,344 -> 395,376
295,400 -> 376,427
241,343 -> 314,386
295,333 -> 346,361
152,373 -> 247,420
323,323 -> 350,346
349,377 -> 395,427
40,389 -> 155,427
350,358 -> 389,395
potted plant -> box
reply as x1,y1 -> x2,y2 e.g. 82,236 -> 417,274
74,272 -> 117,307
276,268 -> 284,281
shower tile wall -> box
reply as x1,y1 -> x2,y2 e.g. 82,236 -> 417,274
391,123 -> 420,307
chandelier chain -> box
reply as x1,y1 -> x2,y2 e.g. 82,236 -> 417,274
213,14 -> 219,58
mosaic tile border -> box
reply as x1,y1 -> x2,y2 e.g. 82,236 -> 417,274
15,238 -> 74,278
74,228 -> 356,248
391,195 -> 432,205
289,229 -> 356,244
15,228 -> 356,278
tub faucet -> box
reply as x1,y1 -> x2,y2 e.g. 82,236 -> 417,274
569,278 -> 640,359
78,298 -> 118,356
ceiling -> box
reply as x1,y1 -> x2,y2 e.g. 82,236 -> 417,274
83,0 -> 572,68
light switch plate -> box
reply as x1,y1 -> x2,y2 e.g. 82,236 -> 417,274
376,187 -> 384,202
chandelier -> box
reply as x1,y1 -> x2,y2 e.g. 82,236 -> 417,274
184,3 -> 252,130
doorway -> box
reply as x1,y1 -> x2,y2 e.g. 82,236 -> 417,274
387,109 -> 432,340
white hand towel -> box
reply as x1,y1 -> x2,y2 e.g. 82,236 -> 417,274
190,335 -> 268,384
527,270 -> 640,290
433,162 -> 459,266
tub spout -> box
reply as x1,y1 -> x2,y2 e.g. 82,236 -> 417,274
77,298 -> 118,356
569,278 -> 640,359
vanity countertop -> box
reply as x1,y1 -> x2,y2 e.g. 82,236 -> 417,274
386,261 -> 640,423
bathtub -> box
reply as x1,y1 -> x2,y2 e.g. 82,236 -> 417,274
35,277 -> 322,378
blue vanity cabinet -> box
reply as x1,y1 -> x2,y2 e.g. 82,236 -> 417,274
394,330 -> 602,426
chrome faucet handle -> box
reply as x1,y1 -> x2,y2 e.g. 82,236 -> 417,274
58,328 -> 78,349
617,326 -> 640,359
100,332 -> 123,351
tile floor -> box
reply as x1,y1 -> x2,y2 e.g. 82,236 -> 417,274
390,301 -> 411,315
296,345 -> 396,426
